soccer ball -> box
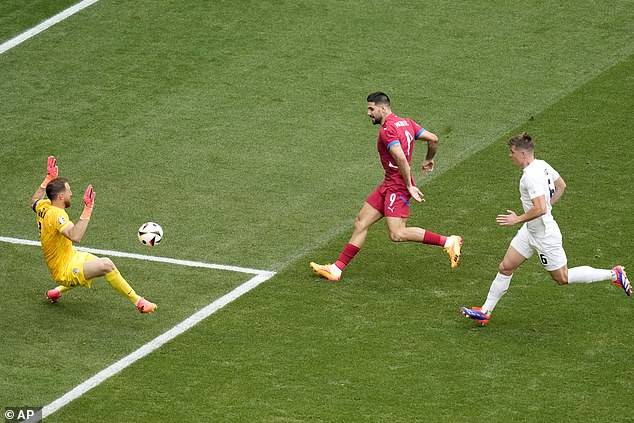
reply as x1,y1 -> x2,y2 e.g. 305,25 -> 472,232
138,222 -> 163,246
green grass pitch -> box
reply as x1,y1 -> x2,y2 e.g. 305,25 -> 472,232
0,0 -> 633,421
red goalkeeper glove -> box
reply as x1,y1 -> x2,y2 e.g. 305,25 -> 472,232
80,185 -> 95,220
40,156 -> 59,188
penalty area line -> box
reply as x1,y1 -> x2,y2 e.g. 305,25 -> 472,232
0,236 -> 276,421
0,0 -> 101,55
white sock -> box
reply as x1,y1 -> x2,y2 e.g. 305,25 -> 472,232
331,264 -> 342,275
567,266 -> 613,283
443,237 -> 453,248
482,272 -> 512,315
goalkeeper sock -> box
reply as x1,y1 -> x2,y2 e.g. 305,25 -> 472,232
105,269 -> 140,304
567,266 -> 613,283
482,272 -> 512,315
57,285 -> 73,294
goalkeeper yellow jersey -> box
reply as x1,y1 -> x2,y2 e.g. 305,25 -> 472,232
34,199 -> 74,280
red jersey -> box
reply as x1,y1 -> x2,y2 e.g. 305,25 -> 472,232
377,113 -> 425,189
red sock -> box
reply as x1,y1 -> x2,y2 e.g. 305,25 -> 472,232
334,243 -> 361,271
422,230 -> 447,247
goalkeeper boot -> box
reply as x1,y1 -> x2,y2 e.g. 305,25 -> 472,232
612,265 -> 631,297
47,288 -> 61,303
460,306 -> 489,325
445,235 -> 463,269
309,262 -> 341,281
136,297 -> 157,314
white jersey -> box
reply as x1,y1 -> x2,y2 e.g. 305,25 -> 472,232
519,159 -> 560,235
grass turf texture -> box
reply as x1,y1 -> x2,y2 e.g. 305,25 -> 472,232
0,0 -> 632,421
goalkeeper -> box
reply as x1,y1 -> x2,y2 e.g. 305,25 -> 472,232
31,156 -> 157,314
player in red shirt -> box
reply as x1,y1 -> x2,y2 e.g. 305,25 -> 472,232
310,92 -> 462,281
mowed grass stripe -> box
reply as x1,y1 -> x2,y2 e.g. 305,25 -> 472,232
1,1 -> 632,272
1,1 -> 632,421
46,53 -> 634,423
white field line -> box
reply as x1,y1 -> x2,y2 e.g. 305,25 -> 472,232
0,236 -> 266,275
0,0 -> 101,55
0,236 -> 275,421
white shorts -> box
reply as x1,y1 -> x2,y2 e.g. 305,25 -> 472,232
510,223 -> 567,271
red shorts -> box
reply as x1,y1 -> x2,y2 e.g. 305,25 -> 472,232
366,183 -> 411,218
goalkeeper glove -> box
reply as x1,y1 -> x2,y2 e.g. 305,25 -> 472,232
80,185 -> 95,220
40,156 -> 59,188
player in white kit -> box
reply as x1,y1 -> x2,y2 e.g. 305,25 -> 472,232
461,132 -> 630,325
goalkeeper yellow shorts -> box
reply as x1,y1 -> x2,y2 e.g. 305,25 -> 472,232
57,251 -> 98,288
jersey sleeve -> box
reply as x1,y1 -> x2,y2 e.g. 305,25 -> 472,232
34,198 -> 51,214
382,125 -> 401,150
411,120 -> 425,139
33,199 -> 43,213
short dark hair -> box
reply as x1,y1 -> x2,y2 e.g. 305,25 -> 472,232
508,132 -> 534,152
367,92 -> 390,106
46,177 -> 68,200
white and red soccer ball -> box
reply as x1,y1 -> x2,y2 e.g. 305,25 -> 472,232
138,222 -> 163,246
